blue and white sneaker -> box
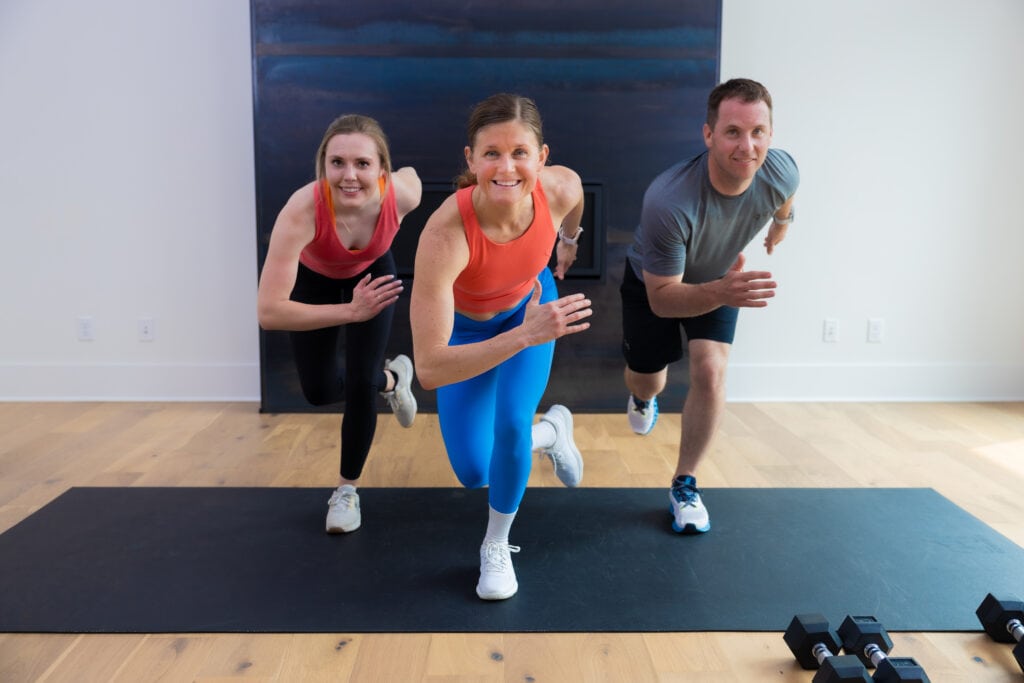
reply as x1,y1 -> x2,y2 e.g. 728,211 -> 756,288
628,395 -> 658,435
669,475 -> 710,534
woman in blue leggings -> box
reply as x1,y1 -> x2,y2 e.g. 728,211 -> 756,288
411,94 -> 593,600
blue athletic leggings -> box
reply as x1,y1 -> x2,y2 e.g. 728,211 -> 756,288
437,267 -> 557,514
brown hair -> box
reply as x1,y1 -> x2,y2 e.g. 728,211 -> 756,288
456,93 -> 544,189
706,78 -> 773,131
314,114 -> 392,180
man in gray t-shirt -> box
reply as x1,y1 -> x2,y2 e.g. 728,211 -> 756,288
620,78 -> 800,534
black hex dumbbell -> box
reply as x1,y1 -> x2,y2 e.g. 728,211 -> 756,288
976,593 -> 1024,673
837,615 -> 931,682
784,613 -> 871,682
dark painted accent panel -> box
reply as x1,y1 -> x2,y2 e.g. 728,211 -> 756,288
251,2 -> 722,412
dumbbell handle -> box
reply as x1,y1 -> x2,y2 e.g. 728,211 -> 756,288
812,642 -> 838,665
864,643 -> 888,668
1005,618 -> 1024,643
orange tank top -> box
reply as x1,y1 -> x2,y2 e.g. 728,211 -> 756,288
299,179 -> 399,279
453,179 -> 556,314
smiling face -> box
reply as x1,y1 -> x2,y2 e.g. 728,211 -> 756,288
703,97 -> 773,196
465,119 -> 549,206
323,133 -> 384,208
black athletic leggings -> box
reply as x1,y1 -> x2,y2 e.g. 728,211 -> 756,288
289,252 -> 395,480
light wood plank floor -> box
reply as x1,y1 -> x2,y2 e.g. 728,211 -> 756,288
1,401 -> 1023,682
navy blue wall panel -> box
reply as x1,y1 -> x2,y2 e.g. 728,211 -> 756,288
252,1 -> 722,412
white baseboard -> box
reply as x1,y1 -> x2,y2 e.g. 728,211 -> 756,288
0,362 -> 260,401
0,362 -> 1020,403
725,362 -> 1024,402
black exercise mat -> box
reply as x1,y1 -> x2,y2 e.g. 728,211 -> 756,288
1,487 -> 1021,633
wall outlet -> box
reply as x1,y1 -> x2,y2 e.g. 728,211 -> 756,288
77,316 -> 95,341
867,318 -> 885,343
822,318 -> 839,343
138,317 -> 156,342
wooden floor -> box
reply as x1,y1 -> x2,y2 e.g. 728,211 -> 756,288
1,401 -> 1023,682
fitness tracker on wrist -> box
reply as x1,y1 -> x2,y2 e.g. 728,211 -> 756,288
558,226 -> 583,245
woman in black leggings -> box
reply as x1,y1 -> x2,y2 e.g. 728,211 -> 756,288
257,114 -> 422,533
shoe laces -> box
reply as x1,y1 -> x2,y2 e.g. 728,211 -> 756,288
631,397 -> 650,415
481,541 -> 520,572
671,482 -> 701,507
328,489 -> 357,510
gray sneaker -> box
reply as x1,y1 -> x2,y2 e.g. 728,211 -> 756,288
381,354 -> 416,428
476,540 -> 521,600
539,404 -> 583,487
325,485 -> 361,533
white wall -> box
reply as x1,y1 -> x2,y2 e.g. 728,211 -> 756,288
0,0 -> 259,400
723,0 -> 1024,399
0,0 -> 1021,401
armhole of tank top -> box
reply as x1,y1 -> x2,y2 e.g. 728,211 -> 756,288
313,180 -> 330,242
532,177 -> 549,217
456,186 -> 478,237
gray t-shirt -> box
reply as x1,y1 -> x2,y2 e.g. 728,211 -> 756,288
626,149 -> 799,283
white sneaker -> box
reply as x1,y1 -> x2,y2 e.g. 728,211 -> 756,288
669,476 -> 710,534
476,540 -> 521,600
539,405 -> 583,487
381,354 -> 416,428
325,485 -> 361,533
627,395 -> 658,435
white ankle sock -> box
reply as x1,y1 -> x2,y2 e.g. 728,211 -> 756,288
483,506 -> 516,544
531,420 -> 556,451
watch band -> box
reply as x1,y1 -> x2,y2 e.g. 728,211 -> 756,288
558,226 -> 583,245
773,209 -> 795,225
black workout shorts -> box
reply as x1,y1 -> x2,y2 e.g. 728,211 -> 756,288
619,261 -> 739,374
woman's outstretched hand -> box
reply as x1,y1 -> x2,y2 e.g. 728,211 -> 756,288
519,278 -> 592,346
349,273 -> 404,322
